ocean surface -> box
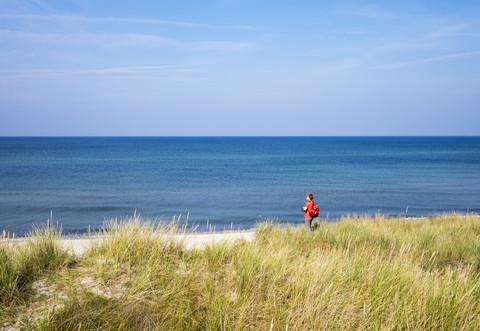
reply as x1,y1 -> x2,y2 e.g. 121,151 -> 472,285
1,137 -> 479,236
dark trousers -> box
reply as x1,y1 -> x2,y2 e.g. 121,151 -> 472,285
304,217 -> 313,232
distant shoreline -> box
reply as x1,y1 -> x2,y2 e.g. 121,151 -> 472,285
4,213 -> 479,256
3,212 -> 479,239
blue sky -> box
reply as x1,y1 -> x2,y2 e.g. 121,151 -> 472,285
1,0 -> 479,136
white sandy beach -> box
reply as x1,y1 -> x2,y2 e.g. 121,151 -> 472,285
55,231 -> 256,256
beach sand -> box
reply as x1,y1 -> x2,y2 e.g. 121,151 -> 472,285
56,231 -> 256,256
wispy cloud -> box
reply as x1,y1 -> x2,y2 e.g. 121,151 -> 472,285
430,22 -> 480,37
0,0 -> 56,13
380,42 -> 435,50
0,13 -> 255,30
430,23 -> 471,37
35,64 -> 199,74
0,29 -> 251,51
0,63 -> 208,81
0,29 -> 179,47
371,50 -> 480,70
0,29 -> 61,43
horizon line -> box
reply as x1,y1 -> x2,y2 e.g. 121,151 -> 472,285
0,135 -> 478,138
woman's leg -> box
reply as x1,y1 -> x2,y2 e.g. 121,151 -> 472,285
304,217 -> 312,232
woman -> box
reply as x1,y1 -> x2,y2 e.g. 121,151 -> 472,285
302,193 -> 316,232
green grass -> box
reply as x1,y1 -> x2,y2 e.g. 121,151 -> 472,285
0,221 -> 74,323
2,214 -> 480,330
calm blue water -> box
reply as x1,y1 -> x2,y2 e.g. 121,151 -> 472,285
1,137 -> 479,236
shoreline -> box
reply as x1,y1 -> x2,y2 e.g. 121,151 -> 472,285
0,214 -> 453,239
3,214 -> 479,256
3,212 -> 479,238
4,230 -> 257,256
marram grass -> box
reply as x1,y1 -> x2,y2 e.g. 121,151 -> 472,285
2,214 -> 480,330
1,221 -> 73,319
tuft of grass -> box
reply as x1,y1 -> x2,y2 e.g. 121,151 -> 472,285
0,243 -> 20,307
15,222 -> 75,287
85,216 -> 186,282
0,221 -> 74,313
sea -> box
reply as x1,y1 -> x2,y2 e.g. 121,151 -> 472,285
1,137 -> 479,236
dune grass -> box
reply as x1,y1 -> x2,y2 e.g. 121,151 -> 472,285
2,214 -> 480,330
0,221 -> 74,323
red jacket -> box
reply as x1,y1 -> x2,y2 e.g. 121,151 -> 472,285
304,200 -> 314,218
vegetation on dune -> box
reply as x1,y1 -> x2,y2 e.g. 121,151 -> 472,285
1,214 -> 480,330
1,221 -> 73,325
